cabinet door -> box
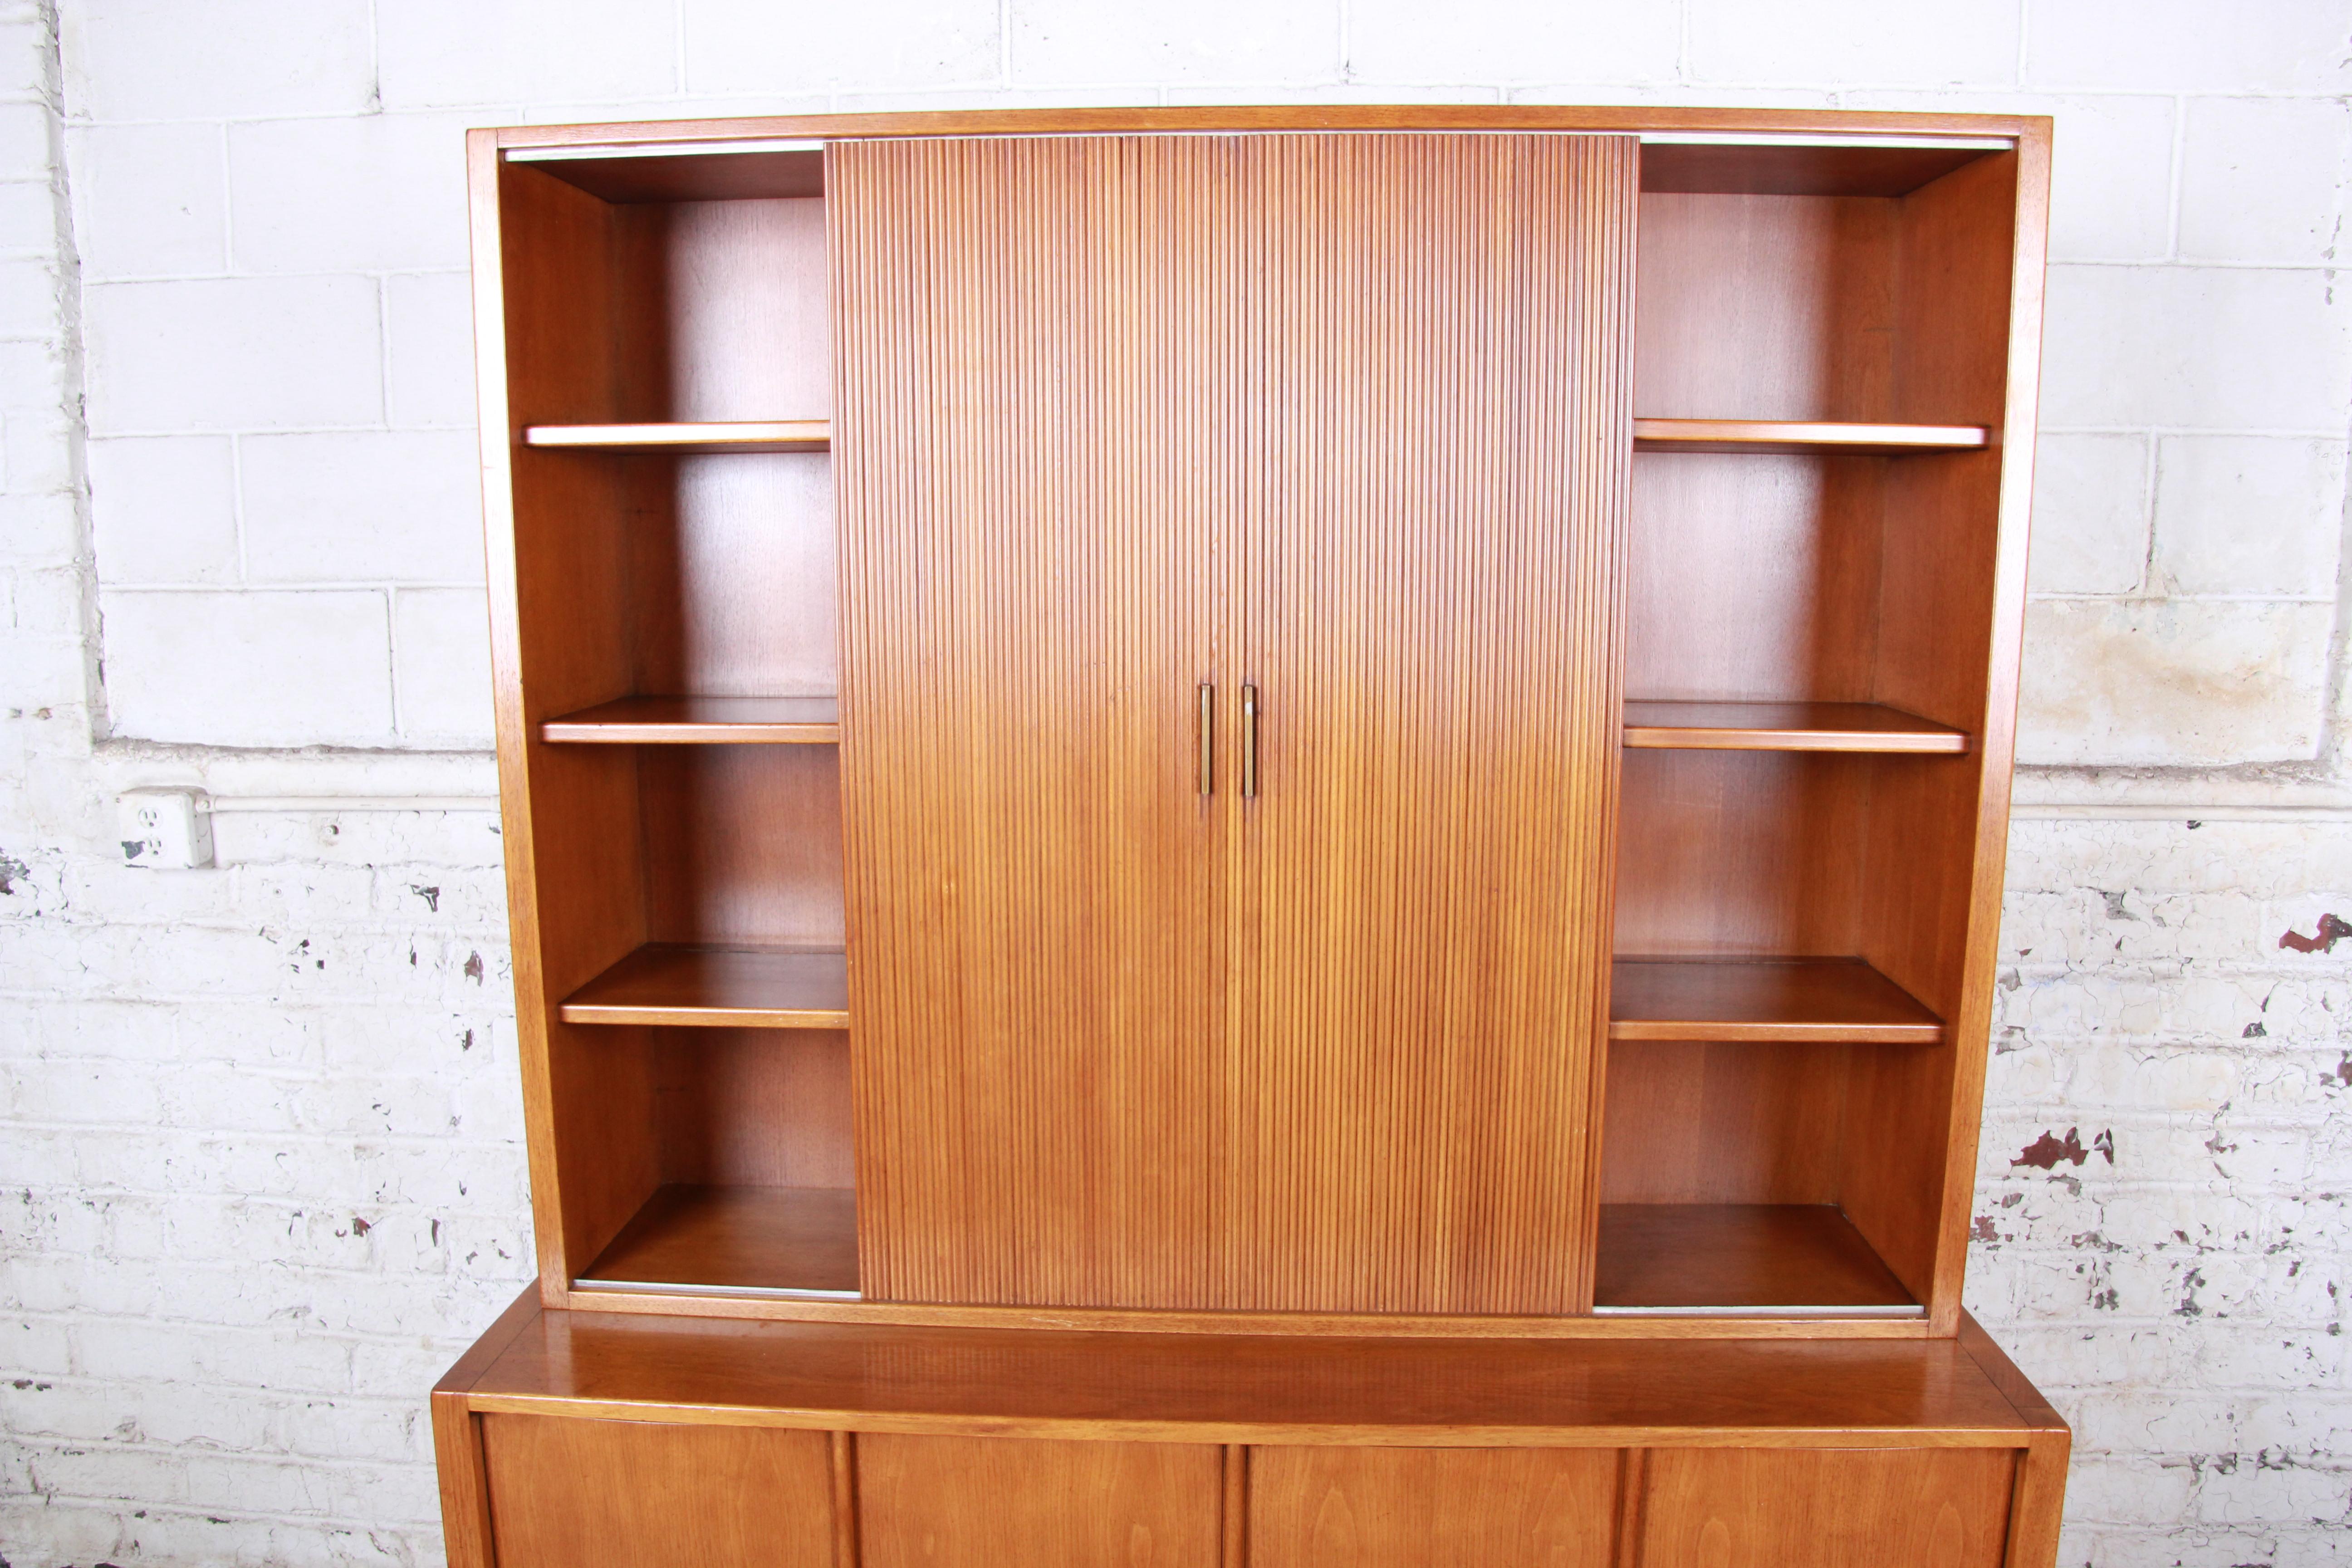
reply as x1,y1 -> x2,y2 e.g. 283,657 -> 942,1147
831,136 -> 1245,1306
1641,1447 -> 2017,1568
1230,134 -> 1637,1313
1251,1446 -> 1620,1568
857,1434 -> 1222,1568
479,1414 -> 835,1568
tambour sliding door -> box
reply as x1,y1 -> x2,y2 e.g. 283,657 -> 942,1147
1233,135 -> 1636,1313
832,136 -> 1245,1306
833,132 -> 1635,1312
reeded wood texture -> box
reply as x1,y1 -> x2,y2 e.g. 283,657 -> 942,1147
1233,133 -> 1635,1314
1250,1446 -> 1619,1568
1638,1447 -> 2015,1568
480,1411 -> 836,1568
857,1435 -> 1222,1568
457,1307 -> 2034,1442
833,136 -> 1235,1307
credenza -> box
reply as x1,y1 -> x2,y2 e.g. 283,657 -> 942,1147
435,105 -> 2066,1568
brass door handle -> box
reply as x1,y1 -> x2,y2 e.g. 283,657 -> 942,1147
1198,683 -> 1215,795
1241,684 -> 1258,799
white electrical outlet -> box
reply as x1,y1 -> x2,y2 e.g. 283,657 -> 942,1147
117,788 -> 214,870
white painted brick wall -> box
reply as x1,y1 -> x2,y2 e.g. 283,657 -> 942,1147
1,1 -> 2348,1564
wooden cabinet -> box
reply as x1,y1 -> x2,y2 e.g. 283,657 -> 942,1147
438,106 -> 2067,1568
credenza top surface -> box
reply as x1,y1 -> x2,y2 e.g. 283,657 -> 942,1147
444,1294 -> 2055,1447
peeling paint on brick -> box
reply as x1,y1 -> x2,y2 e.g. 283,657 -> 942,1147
2278,912 -> 2352,953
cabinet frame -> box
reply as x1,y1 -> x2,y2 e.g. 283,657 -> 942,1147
469,104 -> 2051,1337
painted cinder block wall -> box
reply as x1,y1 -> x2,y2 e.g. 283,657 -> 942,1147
2,1 -> 2348,1563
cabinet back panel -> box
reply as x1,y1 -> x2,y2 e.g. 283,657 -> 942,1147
1600,1039 -> 1852,1204
654,1028 -> 854,1188
625,453 -> 838,697
1625,453 -> 1884,702
639,746 -> 845,947
1634,192 -> 1896,422
612,196 -> 830,423
1613,750 -> 1869,957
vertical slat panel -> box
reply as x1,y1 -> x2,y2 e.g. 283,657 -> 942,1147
833,132 -> 1632,1313
1234,134 -> 1636,1314
831,137 -> 1233,1306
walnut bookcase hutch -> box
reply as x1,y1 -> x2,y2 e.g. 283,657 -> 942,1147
434,106 -> 2068,1568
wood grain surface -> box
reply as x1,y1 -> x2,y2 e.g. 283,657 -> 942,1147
1607,957 -> 1940,1044
452,1306 -> 2029,1444
577,1184 -> 858,1295
653,1028 -> 854,1189
1621,701 -> 1966,754
541,694 -> 841,743
496,107 -> 2049,153
1637,1446 -> 2015,1568
1250,1446 -> 1620,1567
480,1411 -> 836,1568
559,944 -> 849,1028
1592,1204 -> 1917,1313
524,421 -> 829,451
1602,1040 -> 1858,1206
1632,418 -> 1986,453
857,1435 -> 1222,1568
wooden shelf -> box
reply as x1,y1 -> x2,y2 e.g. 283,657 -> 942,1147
1609,957 -> 1941,1044
559,944 -> 849,1029
1592,1204 -> 1920,1315
542,695 -> 841,744
1623,701 -> 1967,755
1632,418 -> 1989,455
522,421 -> 829,453
576,1184 -> 858,1298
